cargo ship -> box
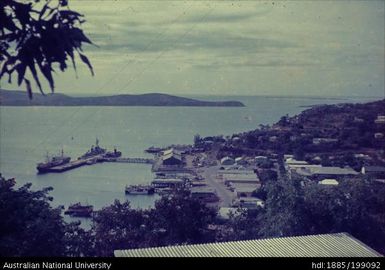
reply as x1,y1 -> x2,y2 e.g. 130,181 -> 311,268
36,150 -> 71,173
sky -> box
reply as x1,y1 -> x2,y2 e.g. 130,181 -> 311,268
2,0 -> 384,97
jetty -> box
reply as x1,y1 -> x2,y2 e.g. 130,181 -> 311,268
40,156 -> 102,173
38,156 -> 154,173
102,157 -> 154,164
37,139 -> 155,174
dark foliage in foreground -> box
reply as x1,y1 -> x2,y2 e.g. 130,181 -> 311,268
91,189 -> 217,256
0,177 -> 65,256
1,174 -> 384,256
0,0 -> 93,98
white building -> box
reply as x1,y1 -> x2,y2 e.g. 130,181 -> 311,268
374,115 -> 385,124
232,197 -> 264,209
313,138 -> 338,145
222,173 -> 260,185
318,179 -> 339,186
220,156 -> 235,166
230,183 -> 261,197
293,166 -> 358,181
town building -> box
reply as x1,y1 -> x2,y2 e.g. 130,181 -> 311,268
190,187 -> 219,202
230,183 -> 261,197
285,158 -> 309,166
374,115 -> 385,124
221,172 -> 260,185
318,179 -> 339,186
361,166 -> 385,179
189,181 -> 207,187
151,178 -> 184,188
292,166 -> 359,181
232,197 -> 264,209
218,168 -> 255,175
312,138 -> 338,145
284,158 -> 311,172
286,164 -> 322,179
283,154 -> 294,160
161,148 -> 183,165
255,156 -> 268,162
220,156 -> 235,165
235,157 -> 247,165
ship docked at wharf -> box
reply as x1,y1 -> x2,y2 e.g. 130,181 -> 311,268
64,202 -> 93,217
36,139 -> 122,174
78,138 -> 122,160
36,150 -> 71,174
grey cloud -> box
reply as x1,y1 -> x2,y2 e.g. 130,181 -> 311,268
87,28 -> 297,56
183,12 -> 257,23
193,58 -> 317,69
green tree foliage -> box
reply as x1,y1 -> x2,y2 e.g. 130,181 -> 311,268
0,177 -> 66,256
222,209 -> 261,241
0,0 -> 93,98
64,221 -> 94,257
193,133 -> 201,146
259,177 -> 309,238
90,189 -> 217,256
150,189 -> 217,245
257,169 -> 277,183
92,200 -> 148,257
304,178 -> 385,254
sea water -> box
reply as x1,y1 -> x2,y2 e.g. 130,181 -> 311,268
0,95 -> 378,222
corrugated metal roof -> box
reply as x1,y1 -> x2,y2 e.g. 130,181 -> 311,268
302,167 -> 359,176
114,233 -> 382,257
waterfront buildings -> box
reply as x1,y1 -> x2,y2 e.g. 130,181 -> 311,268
161,149 -> 183,165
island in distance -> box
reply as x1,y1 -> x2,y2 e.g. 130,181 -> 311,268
0,89 -> 244,107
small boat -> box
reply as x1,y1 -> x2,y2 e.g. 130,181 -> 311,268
155,187 -> 173,195
145,146 -> 164,153
64,202 -> 93,217
125,185 -> 155,195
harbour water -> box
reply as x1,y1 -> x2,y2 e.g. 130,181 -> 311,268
0,95 -> 379,223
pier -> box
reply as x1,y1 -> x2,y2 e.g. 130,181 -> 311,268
39,156 -> 154,174
102,157 -> 154,164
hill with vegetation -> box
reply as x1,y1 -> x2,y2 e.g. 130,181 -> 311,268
0,89 -> 245,107
209,99 -> 385,169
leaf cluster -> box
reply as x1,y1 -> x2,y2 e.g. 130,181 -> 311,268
0,0 -> 93,98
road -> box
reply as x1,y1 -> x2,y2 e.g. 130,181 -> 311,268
201,165 -> 236,207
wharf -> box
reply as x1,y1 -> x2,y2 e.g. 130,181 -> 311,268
102,157 -> 154,164
40,156 -> 153,174
43,156 -> 101,173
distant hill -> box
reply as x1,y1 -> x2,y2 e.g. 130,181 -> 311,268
0,89 -> 245,107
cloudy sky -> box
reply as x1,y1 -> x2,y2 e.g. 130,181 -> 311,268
3,0 -> 385,97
